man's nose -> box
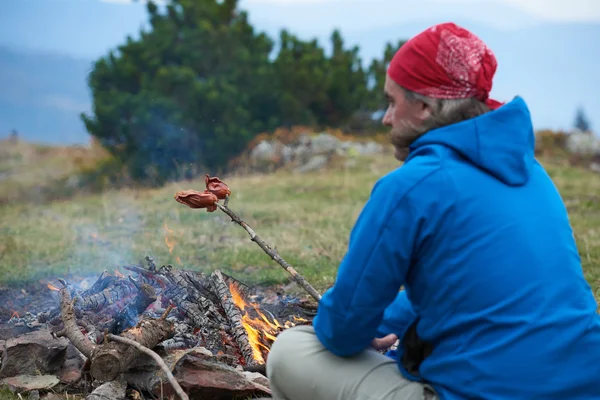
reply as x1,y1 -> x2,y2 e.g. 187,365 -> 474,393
382,109 -> 392,126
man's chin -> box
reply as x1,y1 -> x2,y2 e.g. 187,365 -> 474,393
394,146 -> 410,161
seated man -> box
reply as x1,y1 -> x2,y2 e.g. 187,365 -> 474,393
266,22 -> 600,400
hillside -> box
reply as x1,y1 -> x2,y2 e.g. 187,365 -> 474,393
0,138 -> 112,204
0,145 -> 598,301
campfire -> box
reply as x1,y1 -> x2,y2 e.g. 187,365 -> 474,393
0,175 -> 321,400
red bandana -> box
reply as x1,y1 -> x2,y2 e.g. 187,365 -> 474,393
388,22 -> 503,110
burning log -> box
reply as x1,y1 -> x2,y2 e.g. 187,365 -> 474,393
78,271 -> 116,297
210,270 -> 257,367
122,264 -> 169,288
55,283 -> 177,383
160,265 -> 226,326
89,306 -> 175,382
110,277 -> 158,332
75,277 -> 138,311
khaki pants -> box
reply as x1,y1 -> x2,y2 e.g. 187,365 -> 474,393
266,325 -> 438,400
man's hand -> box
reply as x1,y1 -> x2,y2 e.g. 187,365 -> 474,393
371,334 -> 398,351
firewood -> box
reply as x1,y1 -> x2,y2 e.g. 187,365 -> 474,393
110,278 -> 157,332
57,283 -> 177,382
121,264 -> 170,288
243,363 -> 267,376
106,333 -> 189,400
79,270 -> 118,298
75,278 -> 138,311
210,270 -> 257,366
161,266 -> 227,326
56,286 -> 96,359
89,306 -> 176,381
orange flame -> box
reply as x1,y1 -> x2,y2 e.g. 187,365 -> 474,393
163,222 -> 182,265
114,269 -> 125,278
47,283 -> 60,291
228,281 -> 304,364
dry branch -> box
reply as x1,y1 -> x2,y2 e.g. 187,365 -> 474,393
214,202 -> 322,302
107,333 -> 189,400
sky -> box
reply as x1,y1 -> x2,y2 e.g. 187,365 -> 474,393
4,0 -> 599,57
0,0 -> 598,140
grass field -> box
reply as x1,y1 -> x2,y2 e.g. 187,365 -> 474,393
0,142 -> 599,299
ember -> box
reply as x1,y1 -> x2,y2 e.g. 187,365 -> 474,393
47,283 -> 60,291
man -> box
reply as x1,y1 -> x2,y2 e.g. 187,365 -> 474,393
266,22 -> 600,399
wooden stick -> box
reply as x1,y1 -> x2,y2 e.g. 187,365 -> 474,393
106,333 -> 189,400
56,287 -> 96,359
214,202 -> 322,302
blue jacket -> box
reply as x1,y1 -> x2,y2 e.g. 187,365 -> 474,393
312,97 -> 600,399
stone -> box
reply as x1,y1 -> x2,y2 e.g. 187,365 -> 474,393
87,377 -> 127,400
0,375 -> 59,392
157,349 -> 271,400
566,132 -> 600,155
294,155 -> 329,173
249,140 -> 293,171
361,141 -> 385,155
310,133 -> 341,154
250,140 -> 277,164
0,329 -> 69,378
42,394 -> 63,400
340,141 -> 384,156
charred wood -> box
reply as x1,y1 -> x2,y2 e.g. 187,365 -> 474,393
75,279 -> 137,311
243,363 -> 267,376
89,306 -> 176,382
110,280 -> 157,333
144,255 -> 157,272
210,270 -> 257,367
79,271 -> 120,298
121,264 -> 169,289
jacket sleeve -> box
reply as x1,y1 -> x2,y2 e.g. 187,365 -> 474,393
376,290 -> 417,338
312,171 -> 427,357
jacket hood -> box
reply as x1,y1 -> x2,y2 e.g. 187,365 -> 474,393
409,96 -> 535,186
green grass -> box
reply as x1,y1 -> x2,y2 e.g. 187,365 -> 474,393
0,150 -> 599,299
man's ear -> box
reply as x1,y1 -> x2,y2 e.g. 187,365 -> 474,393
417,100 -> 432,122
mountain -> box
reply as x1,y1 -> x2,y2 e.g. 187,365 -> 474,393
0,47 -> 94,144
